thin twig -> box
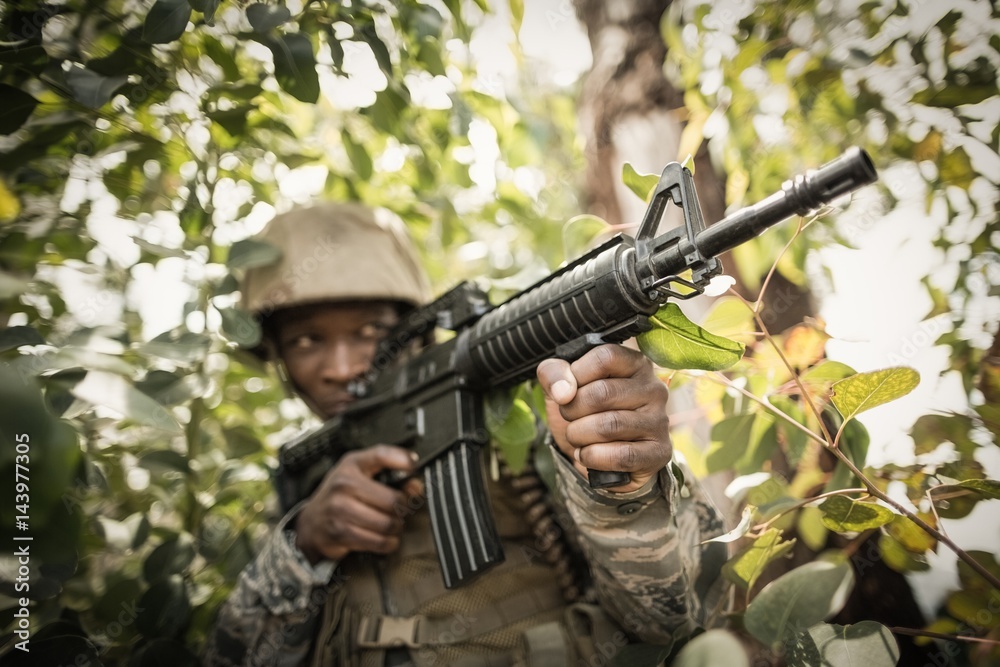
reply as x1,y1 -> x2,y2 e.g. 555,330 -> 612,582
829,448 -> 1000,592
891,627 -> 1000,646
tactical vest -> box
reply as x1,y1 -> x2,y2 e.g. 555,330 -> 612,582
308,472 -> 623,666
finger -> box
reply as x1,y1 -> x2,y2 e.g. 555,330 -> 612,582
536,358 -> 578,405
347,475 -> 411,514
326,524 -> 401,556
351,444 -> 418,478
402,477 -> 425,499
569,345 -> 648,386
335,495 -> 405,535
576,439 -> 670,473
563,409 -> 664,447
557,377 -> 665,421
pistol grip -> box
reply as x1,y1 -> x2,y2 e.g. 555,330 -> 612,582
588,469 -> 631,489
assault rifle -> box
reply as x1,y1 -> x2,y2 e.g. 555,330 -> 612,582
275,147 -> 878,589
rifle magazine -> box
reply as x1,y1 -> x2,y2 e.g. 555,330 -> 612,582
425,441 -> 504,589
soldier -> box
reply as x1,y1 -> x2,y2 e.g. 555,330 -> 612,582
204,202 -> 726,666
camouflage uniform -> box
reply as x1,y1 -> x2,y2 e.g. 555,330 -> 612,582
203,438 -> 726,666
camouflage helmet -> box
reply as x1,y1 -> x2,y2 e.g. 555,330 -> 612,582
240,202 -> 431,320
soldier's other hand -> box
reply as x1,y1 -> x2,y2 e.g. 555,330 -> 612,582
294,445 -> 423,564
536,344 -> 671,493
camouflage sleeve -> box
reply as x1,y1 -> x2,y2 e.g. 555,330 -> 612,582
202,504 -> 336,667
548,438 -> 727,647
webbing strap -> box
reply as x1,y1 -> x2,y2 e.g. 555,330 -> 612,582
356,585 -> 566,649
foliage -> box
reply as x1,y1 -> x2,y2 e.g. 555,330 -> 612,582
0,0 -> 998,666
656,0 -> 1000,664
0,0 -> 584,663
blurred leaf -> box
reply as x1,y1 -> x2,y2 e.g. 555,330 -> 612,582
622,163 -> 660,202
218,306 -> 262,348
65,67 -> 128,108
359,23 -> 393,76
819,495 -> 895,532
788,621 -> 899,667
70,371 -> 182,434
930,483 -> 981,519
0,84 -> 39,135
136,576 -> 191,639
132,236 -> 187,259
831,367 -> 919,422
782,324 -> 829,371
136,370 -> 207,406
144,534 -> 196,584
885,514 -> 936,554
701,297 -> 755,339
188,0 -> 219,22
267,33 -> 320,103
705,413 -> 755,473
638,303 -> 745,371
879,532 -> 930,573
722,527 -> 795,591
138,449 -> 190,474
486,393 -> 536,475
143,0 -> 192,44
246,3 -> 290,32
956,550 -> 1000,594
744,559 -> 855,645
139,330 -> 211,364
342,129 -> 373,180
671,629 -> 749,666
226,238 -> 282,270
0,325 -> 45,352
957,478 -> 1000,499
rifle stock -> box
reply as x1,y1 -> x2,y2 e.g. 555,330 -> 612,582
275,147 -> 878,588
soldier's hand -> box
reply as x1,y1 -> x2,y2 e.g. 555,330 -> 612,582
294,445 -> 423,564
536,344 -> 672,493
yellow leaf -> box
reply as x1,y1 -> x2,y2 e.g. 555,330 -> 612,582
0,179 -> 20,222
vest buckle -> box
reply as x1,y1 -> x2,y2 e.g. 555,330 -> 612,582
357,615 -> 421,649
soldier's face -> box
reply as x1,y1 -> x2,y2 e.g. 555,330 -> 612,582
274,301 -> 400,419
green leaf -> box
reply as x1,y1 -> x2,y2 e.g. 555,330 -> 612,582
139,330 -> 211,364
704,413 -> 755,473
143,534 -> 196,584
722,527 -> 796,591
136,576 -> 191,639
136,370 -> 207,405
486,395 -> 536,475
0,84 -> 39,135
638,303 -> 745,371
831,367 -> 919,421
246,3 -> 291,32
188,0 -> 219,23
64,67 -> 128,108
818,495 -> 895,532
143,0 -> 192,44
509,0 -> 525,33
671,629 -> 749,667
622,163 -> 660,202
218,306 -> 262,348
226,238 -> 282,270
743,559 -> 855,646
958,478 -> 1000,499
0,325 -> 46,352
267,33 -> 320,103
132,236 -> 187,259
878,532 -> 930,573
788,622 -> 899,667
69,371 -> 182,434
342,129 -> 373,180
138,449 -> 191,474
359,23 -> 393,76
